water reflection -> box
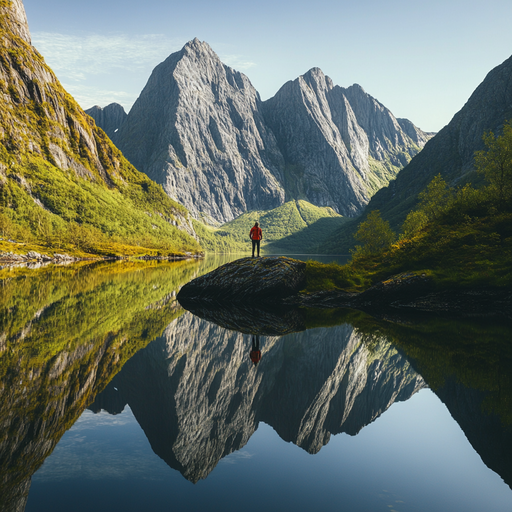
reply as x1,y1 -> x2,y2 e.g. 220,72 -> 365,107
0,258 -> 228,512
0,260 -> 511,512
88,311 -> 424,482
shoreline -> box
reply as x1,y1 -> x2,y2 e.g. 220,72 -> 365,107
0,250 -> 204,269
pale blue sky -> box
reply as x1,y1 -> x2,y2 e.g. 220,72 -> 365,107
23,0 -> 512,132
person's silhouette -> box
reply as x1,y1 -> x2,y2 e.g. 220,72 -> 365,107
250,335 -> 261,366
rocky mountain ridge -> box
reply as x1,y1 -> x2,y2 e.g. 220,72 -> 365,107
357,53 -> 512,226
85,102 -> 127,141
94,39 -> 431,225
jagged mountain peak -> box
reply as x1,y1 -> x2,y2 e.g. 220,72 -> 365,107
0,0 -> 31,44
85,103 -> 127,141
300,67 -> 335,93
115,40 -> 285,224
182,37 -> 214,55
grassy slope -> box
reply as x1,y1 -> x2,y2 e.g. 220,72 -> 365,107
305,200 -> 512,293
0,7 -> 201,257
200,199 -> 348,254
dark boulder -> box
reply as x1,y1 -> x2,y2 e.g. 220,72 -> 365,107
177,256 -> 306,305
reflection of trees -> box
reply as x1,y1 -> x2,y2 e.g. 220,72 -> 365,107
0,260 -> 205,512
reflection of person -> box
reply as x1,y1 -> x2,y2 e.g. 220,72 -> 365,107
249,222 -> 262,257
250,335 -> 261,366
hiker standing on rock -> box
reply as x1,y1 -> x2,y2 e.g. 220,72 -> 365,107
250,222 -> 262,257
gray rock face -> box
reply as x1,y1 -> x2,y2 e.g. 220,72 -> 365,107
85,103 -> 127,141
92,312 -> 425,482
369,53 -> 512,221
1,0 -> 31,44
115,39 -> 285,225
109,39 -> 430,225
263,70 -> 431,216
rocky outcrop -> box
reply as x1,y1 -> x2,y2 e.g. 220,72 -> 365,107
85,103 -> 127,141
105,39 -> 430,225
177,256 -> 306,304
368,53 -> 512,222
90,311 -> 425,482
263,70 -> 431,216
114,39 -> 285,225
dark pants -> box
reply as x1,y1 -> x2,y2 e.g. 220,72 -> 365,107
252,239 -> 260,257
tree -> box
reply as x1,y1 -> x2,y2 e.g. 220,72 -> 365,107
352,210 -> 395,257
475,121 -> 512,208
417,174 -> 452,221
400,209 -> 429,238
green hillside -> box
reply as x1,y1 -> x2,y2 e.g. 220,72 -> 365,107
305,181 -> 512,294
0,2 -> 201,258
196,200 -> 348,253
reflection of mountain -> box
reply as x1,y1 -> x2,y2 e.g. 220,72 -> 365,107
435,379 -> 512,489
354,316 -> 512,491
90,312 -> 425,482
0,262 -> 198,512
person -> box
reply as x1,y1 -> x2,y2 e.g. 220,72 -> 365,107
249,222 -> 262,257
250,335 -> 261,366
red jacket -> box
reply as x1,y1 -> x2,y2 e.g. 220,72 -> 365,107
250,226 -> 262,240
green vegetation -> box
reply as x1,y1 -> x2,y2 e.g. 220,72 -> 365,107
304,128 -> 512,292
0,259 -> 211,504
0,12 -> 201,258
351,210 -> 395,257
206,200 -> 348,254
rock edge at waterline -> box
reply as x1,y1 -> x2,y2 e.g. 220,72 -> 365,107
178,257 -> 512,320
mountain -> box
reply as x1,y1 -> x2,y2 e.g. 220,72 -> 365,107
0,0 -> 200,256
262,68 -> 431,216
106,39 -> 430,225
85,103 -> 127,140
114,38 -> 286,225
90,312 -> 425,482
320,53 -> 512,253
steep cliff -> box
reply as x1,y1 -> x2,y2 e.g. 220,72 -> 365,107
263,69 -> 431,216
91,312 -> 425,482
0,0 -> 200,254
85,102 -> 127,141
362,53 -> 512,225
114,38 -> 285,225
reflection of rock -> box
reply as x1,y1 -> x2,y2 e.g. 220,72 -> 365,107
91,312 -> 425,482
177,256 -> 306,304
180,302 -> 306,335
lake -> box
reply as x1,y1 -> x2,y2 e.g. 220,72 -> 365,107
1,256 -> 511,512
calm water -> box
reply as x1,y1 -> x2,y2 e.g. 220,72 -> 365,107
1,256 -> 511,512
